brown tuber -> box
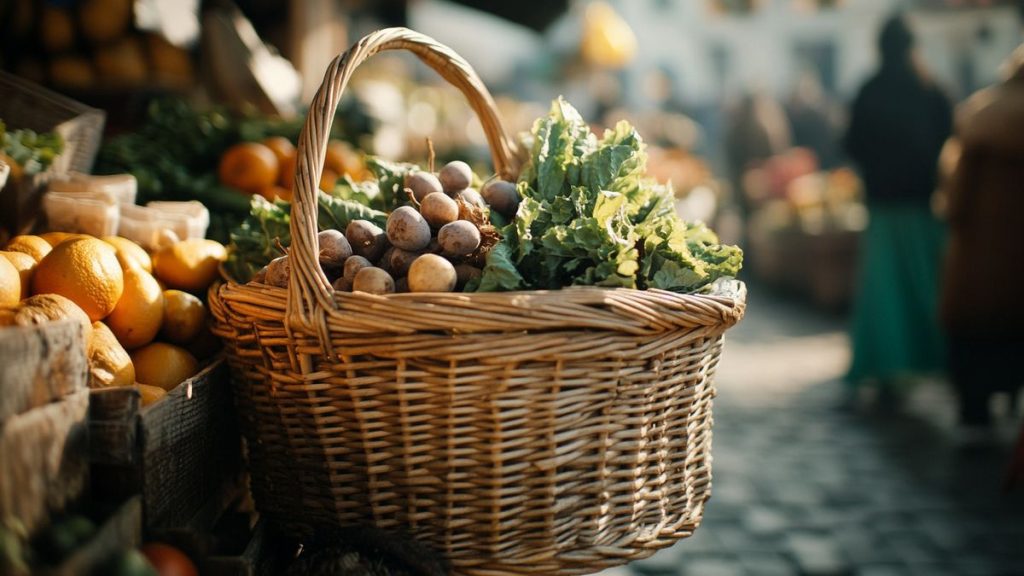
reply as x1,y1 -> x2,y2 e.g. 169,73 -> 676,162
405,171 -> 443,202
438,220 -> 481,257
345,220 -> 388,262
419,192 -> 459,229
481,180 -> 520,217
439,161 -> 473,193
352,267 -> 395,294
407,254 -> 457,293
386,206 -> 431,251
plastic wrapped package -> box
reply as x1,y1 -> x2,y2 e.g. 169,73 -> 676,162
43,191 -> 119,237
146,201 -> 210,240
49,172 -> 137,205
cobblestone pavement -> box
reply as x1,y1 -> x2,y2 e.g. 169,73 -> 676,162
600,289 -> 1024,576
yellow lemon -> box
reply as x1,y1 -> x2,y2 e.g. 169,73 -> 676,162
106,267 -> 163,349
32,238 -> 124,321
160,289 -> 206,344
6,235 -> 52,263
134,383 -> 167,407
131,342 -> 199,391
0,256 -> 21,306
102,236 -> 153,273
153,239 -> 227,292
0,250 -> 37,297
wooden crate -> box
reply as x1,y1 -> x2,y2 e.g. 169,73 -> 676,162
89,359 -> 244,532
0,320 -> 88,424
0,71 -> 106,237
0,388 -> 90,536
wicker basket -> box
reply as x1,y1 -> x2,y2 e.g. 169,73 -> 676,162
209,27 -> 746,575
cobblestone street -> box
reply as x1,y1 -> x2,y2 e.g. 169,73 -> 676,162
603,288 -> 1024,576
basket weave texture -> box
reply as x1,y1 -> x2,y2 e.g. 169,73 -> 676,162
209,27 -> 746,575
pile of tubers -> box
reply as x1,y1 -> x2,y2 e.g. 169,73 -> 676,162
252,160 -> 519,294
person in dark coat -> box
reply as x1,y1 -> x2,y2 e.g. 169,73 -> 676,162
940,44 -> 1024,428
844,15 -> 953,392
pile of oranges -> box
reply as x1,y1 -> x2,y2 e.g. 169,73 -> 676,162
0,232 -> 226,406
218,136 -> 369,202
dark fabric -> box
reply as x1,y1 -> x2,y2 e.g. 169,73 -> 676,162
844,64 -> 953,206
939,79 -> 1024,336
948,336 -> 1024,426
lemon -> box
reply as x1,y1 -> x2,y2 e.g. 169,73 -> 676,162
102,236 -> 153,273
134,383 -> 167,407
0,256 -> 21,306
106,267 -> 163,349
0,250 -> 36,297
131,342 -> 199,391
6,235 -> 52,263
32,238 -> 124,321
89,321 -> 135,388
160,289 -> 206,344
153,239 -> 226,292
39,232 -> 92,247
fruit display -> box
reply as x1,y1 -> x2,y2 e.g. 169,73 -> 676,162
0,233 -> 226,406
231,98 -> 742,294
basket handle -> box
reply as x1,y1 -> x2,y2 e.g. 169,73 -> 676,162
288,27 -> 520,334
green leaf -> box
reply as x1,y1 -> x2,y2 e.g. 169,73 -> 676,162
473,242 -> 525,292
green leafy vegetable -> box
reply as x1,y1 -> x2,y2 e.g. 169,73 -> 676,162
475,97 -> 741,293
0,120 -> 64,176
225,191 -> 387,283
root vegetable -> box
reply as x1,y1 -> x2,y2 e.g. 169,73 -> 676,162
345,220 -> 388,262
438,221 -> 481,257
386,247 -> 419,277
251,267 -> 268,284
318,229 -> 352,265
332,276 -> 352,292
265,255 -> 290,288
419,192 -> 459,228
405,171 -> 443,202
439,161 -> 473,193
352,267 -> 395,294
386,206 -> 431,251
343,255 -> 372,282
455,188 -> 486,210
482,180 -> 520,217
454,263 -> 482,289
407,254 -> 457,293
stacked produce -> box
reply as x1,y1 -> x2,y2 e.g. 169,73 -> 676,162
230,98 -> 742,294
0,233 -> 225,406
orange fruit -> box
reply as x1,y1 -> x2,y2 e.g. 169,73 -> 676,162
0,251 -> 35,297
141,543 -> 198,576
102,236 -> 152,272
39,231 -> 92,247
88,321 -> 134,388
6,235 -> 52,262
325,140 -> 351,176
8,294 -> 93,342
106,267 -> 163,349
135,383 -> 167,407
257,185 -> 292,203
152,239 -> 227,292
319,168 -> 339,192
218,142 -> 279,195
262,136 -> 294,166
32,238 -> 124,321
160,289 -> 206,344
131,342 -> 199,391
0,256 -> 21,306
278,151 -> 297,189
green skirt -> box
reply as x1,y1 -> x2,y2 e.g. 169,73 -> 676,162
846,203 -> 946,386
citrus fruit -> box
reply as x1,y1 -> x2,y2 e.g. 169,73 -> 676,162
278,151 -> 297,189
0,250 -> 36,296
0,256 -> 21,305
262,136 -> 294,166
218,142 -> 278,195
131,342 -> 199,391
9,294 -> 93,340
160,289 -> 206,344
6,235 -> 53,262
102,236 -> 153,272
39,231 -> 92,247
32,238 -> 124,321
320,168 -> 339,192
135,383 -> 167,407
106,267 -> 163,349
257,185 -> 292,203
88,321 -> 134,388
152,239 -> 226,292
140,543 -> 198,576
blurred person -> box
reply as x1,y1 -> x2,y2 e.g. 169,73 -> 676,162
940,44 -> 1024,432
786,69 -> 841,169
843,15 -> 952,396
724,91 -> 792,243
